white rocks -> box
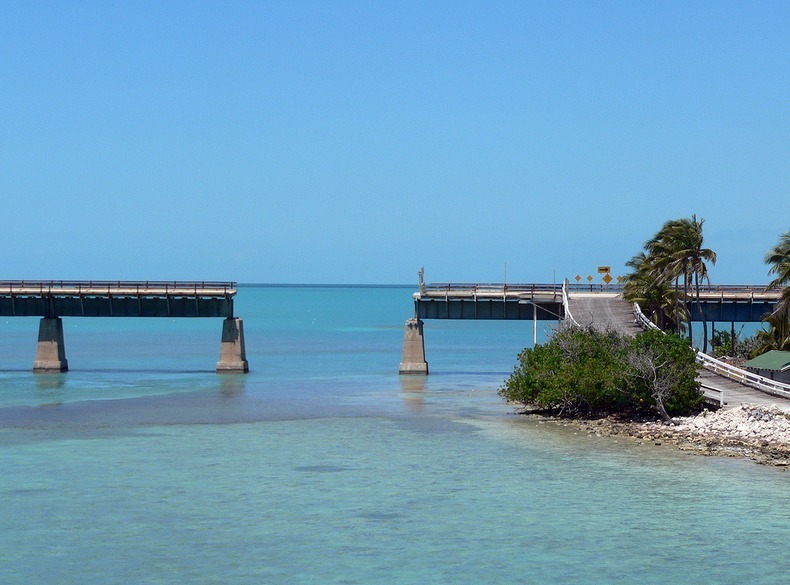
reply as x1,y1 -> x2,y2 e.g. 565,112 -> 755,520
547,403 -> 790,467
672,404 -> 790,446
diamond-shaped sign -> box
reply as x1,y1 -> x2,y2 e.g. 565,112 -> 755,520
603,273 -> 613,284
617,275 -> 623,283
587,275 -> 593,282
575,275 -> 581,282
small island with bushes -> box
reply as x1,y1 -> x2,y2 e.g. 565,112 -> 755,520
501,220 -> 790,467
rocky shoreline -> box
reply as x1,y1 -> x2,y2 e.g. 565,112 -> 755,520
525,403 -> 790,468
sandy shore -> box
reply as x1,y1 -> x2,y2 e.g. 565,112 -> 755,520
523,404 -> 790,468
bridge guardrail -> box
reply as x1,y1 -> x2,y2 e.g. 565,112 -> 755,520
565,283 -> 625,292
683,284 -> 775,293
423,282 -> 778,296
632,302 -> 790,401
424,283 -> 562,294
695,351 -> 790,400
562,280 -> 580,327
632,303 -> 662,332
699,382 -> 726,407
422,282 -> 777,295
424,282 -> 629,293
0,280 -> 237,296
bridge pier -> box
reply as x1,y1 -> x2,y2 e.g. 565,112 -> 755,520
33,317 -> 69,373
399,318 -> 428,375
216,318 -> 249,373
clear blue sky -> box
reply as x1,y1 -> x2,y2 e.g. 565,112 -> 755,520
1,1 -> 787,285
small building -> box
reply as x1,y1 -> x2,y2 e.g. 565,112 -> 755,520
742,350 -> 790,384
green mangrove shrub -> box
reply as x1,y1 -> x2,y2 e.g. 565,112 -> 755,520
500,326 -> 701,420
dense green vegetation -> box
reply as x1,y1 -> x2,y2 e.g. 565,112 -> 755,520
751,312 -> 790,355
710,328 -> 759,360
500,326 -> 702,421
759,229 -> 790,354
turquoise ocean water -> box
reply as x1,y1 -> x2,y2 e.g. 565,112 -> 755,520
0,286 -> 787,584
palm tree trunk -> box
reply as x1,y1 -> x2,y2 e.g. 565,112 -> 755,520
674,276 -> 680,335
700,272 -> 708,352
696,268 -> 708,352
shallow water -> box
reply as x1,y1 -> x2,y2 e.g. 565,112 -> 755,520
0,286 -> 787,584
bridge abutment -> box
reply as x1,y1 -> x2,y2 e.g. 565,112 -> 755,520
33,317 -> 69,373
399,318 -> 428,375
216,318 -> 249,373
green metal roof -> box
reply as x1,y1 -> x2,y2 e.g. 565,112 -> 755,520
743,350 -> 790,372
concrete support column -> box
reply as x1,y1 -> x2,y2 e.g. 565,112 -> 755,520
216,318 -> 249,373
33,317 -> 69,373
731,321 -> 736,356
399,318 -> 428,375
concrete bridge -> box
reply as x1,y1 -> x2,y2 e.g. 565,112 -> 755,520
399,281 -> 789,410
0,281 -> 248,373
409,282 -> 780,323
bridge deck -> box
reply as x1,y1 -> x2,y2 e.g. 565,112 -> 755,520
565,293 -> 644,336
1,281 -> 247,372
0,280 -> 236,297
421,282 -> 780,300
413,284 -> 563,321
697,371 -> 789,411
0,281 -> 237,318
415,283 -> 780,322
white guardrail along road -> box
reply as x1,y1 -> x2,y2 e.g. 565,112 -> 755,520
631,302 -> 790,401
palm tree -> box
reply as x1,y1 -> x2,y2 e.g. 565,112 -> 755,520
686,215 -> 717,352
623,251 -> 684,332
752,230 -> 790,358
643,216 -> 716,349
644,219 -> 687,335
765,229 -> 790,317
750,310 -> 790,357
765,230 -> 790,289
